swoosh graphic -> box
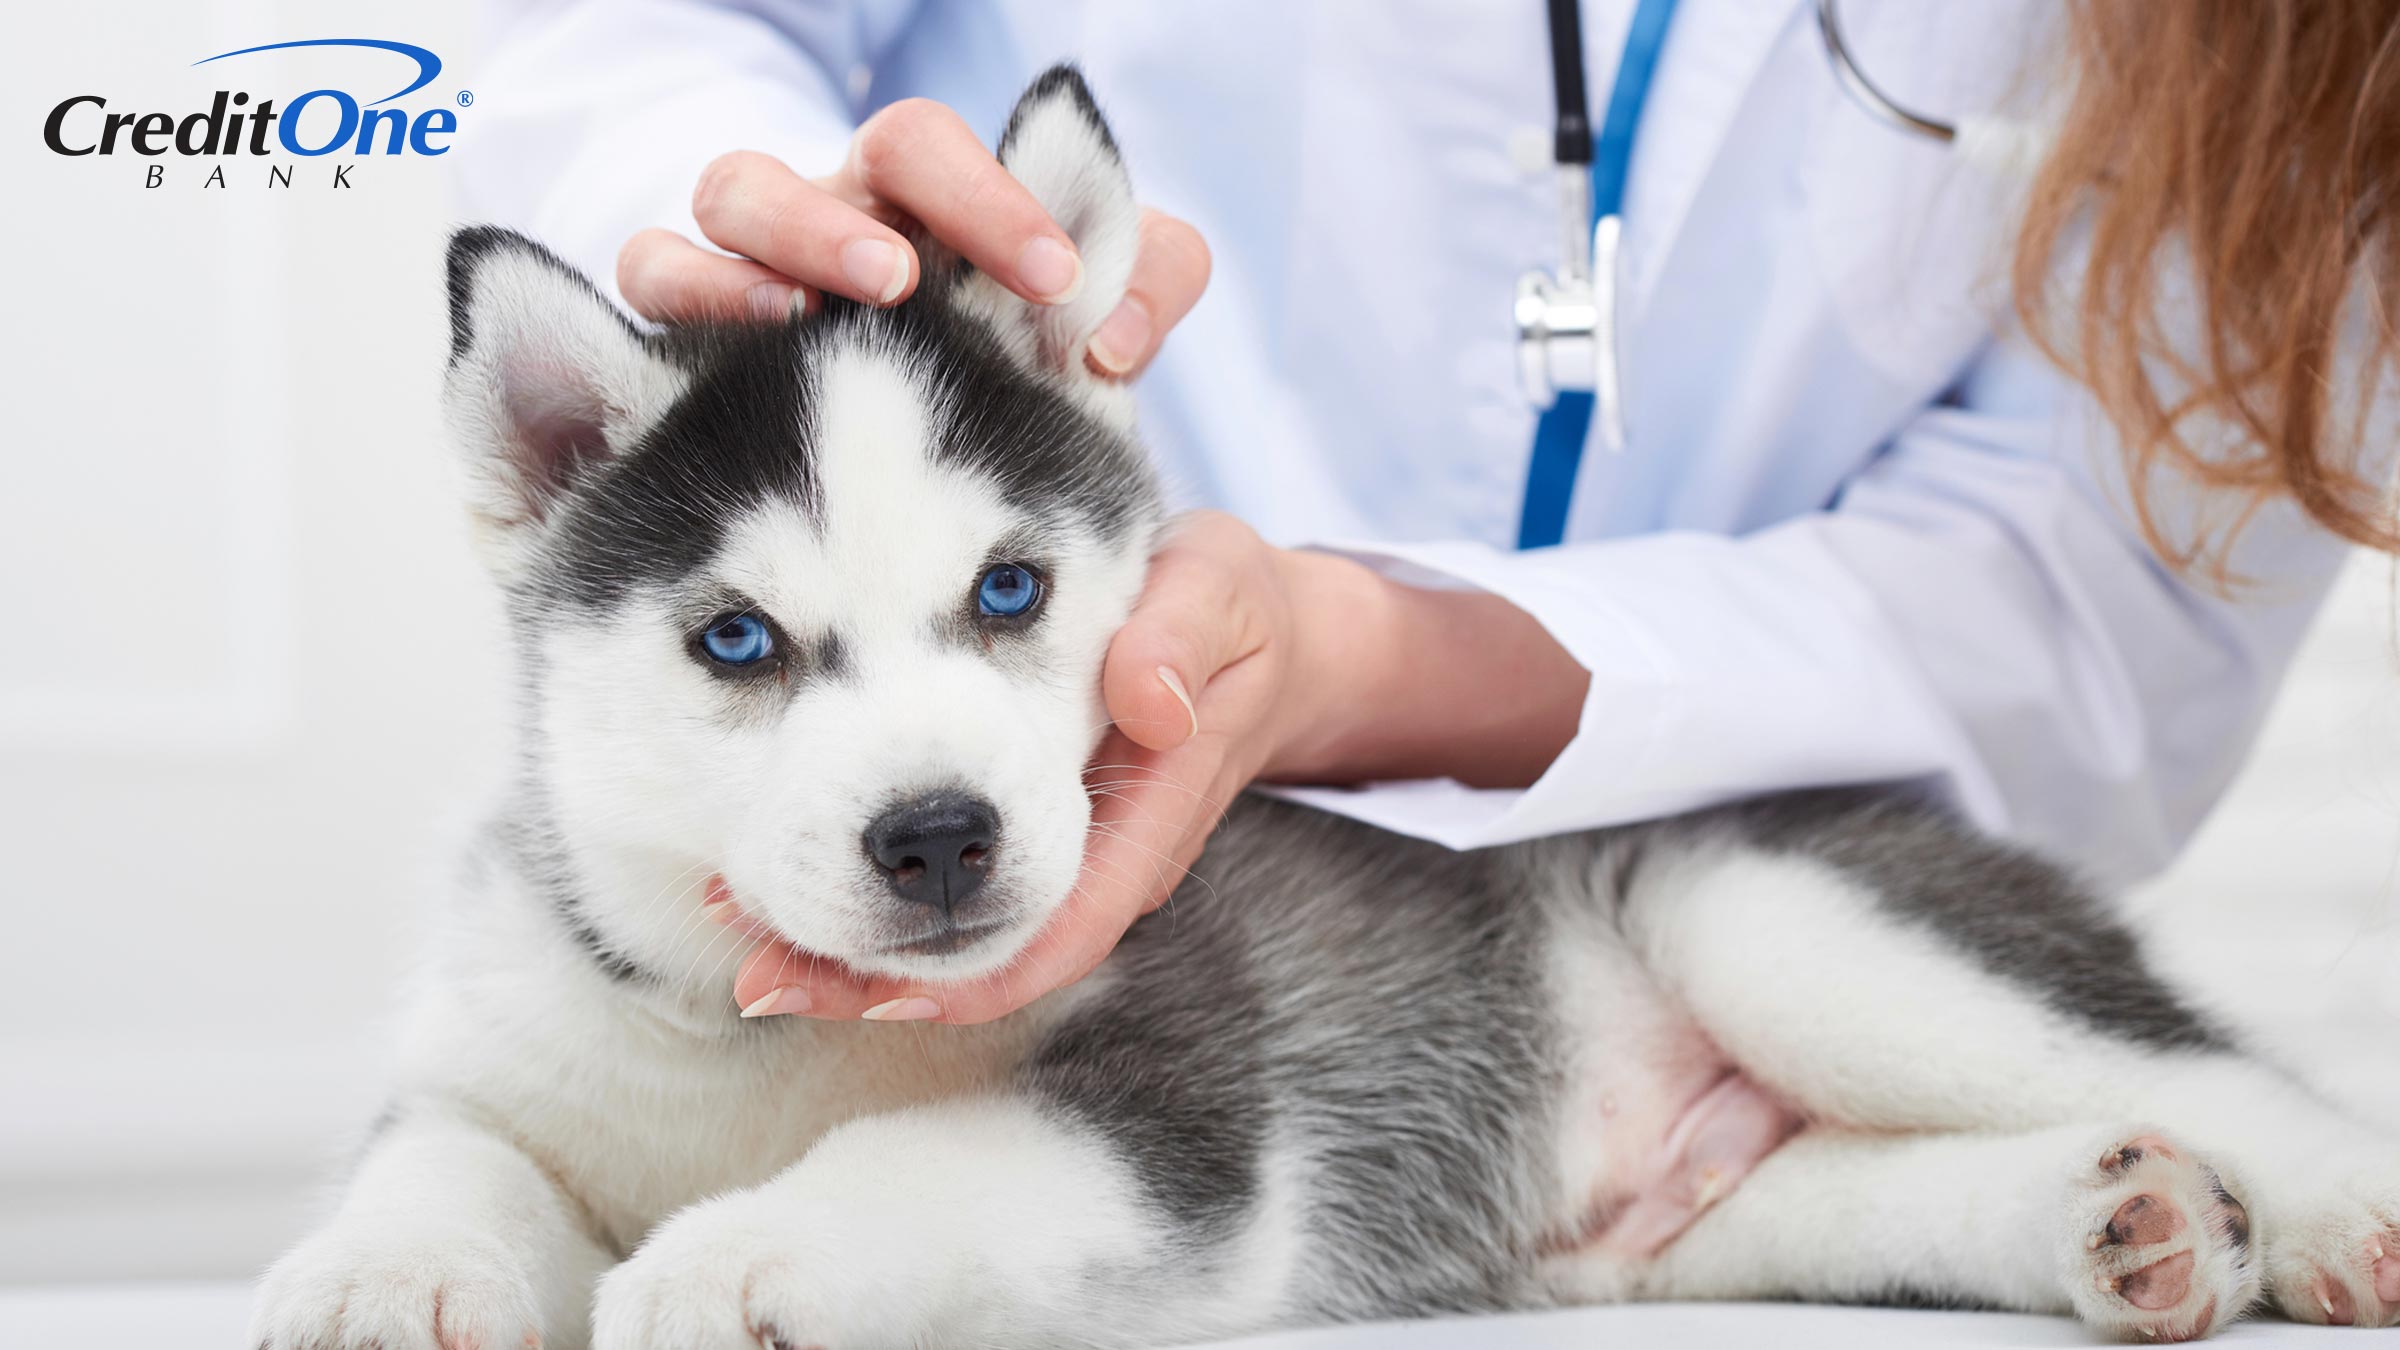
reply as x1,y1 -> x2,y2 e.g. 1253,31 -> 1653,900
192,38 -> 442,106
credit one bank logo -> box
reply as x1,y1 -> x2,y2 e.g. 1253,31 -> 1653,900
41,38 -> 465,188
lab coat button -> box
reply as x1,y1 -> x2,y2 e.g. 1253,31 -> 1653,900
1508,125 -> 1551,176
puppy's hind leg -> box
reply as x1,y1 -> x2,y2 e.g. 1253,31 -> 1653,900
1550,1124 -> 2260,1342
1615,796 -> 2240,1133
1614,793 -> 2400,1328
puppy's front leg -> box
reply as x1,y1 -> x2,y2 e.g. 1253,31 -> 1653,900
595,1094 -> 1274,1350
252,1107 -> 612,1350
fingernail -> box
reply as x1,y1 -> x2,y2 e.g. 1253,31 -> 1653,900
1156,666 -> 1200,740
1086,297 -> 1153,374
861,996 -> 941,1022
842,238 -> 909,305
1016,235 -> 1083,303
747,281 -> 799,319
739,986 -> 810,1018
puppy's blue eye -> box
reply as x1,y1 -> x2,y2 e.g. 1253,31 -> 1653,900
699,613 -> 775,665
976,563 -> 1042,618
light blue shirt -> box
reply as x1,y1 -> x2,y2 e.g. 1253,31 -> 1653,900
461,0 -> 2360,882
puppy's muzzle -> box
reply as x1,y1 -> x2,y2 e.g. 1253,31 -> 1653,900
864,793 -> 1000,915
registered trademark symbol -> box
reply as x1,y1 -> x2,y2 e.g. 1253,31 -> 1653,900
457,89 -> 474,107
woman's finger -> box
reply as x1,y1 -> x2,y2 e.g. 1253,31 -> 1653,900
1087,209 -> 1213,377
900,897 -> 1134,1025
1101,511 -> 1274,753
728,853 -> 1146,1026
691,150 -> 921,306
723,831 -> 1156,1026
731,944 -> 858,1019
917,738 -> 1220,1024
1081,733 -> 1221,905
617,228 -> 813,324
838,98 -> 1084,304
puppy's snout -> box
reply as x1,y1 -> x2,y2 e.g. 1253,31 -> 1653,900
863,794 -> 999,913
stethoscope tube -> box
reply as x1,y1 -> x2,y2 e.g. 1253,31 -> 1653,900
1546,0 -> 1596,165
1814,0 -> 1957,144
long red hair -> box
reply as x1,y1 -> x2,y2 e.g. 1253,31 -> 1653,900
2016,0 -> 2400,579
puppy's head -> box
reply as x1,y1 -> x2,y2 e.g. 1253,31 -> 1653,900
443,68 -> 1160,985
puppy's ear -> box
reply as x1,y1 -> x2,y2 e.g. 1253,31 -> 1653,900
441,227 -> 689,578
955,65 -> 1141,425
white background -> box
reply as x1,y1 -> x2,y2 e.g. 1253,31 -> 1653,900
2,0 -> 497,1283
2,0 -> 2398,1292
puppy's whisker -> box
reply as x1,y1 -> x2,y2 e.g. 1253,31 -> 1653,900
651,864 -> 732,952
1084,825 -> 1196,905
694,923 -> 758,989
674,922 -> 737,988
1085,779 -> 1229,810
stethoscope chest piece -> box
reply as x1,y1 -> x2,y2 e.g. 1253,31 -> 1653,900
1514,208 -> 1625,449
1513,263 -> 1592,410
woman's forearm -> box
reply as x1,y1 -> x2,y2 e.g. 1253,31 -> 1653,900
1267,548 -> 1590,789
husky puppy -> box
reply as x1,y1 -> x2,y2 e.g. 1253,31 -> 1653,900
253,67 -> 2400,1349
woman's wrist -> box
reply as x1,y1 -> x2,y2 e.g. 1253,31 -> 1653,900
1264,547 -> 1590,789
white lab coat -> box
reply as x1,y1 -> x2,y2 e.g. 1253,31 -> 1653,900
458,0 -> 2357,884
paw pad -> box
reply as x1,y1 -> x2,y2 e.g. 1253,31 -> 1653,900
2113,1250 -> 2194,1311
2067,1131 -> 2255,1343
2264,1197 -> 2400,1328
2107,1194 -> 2186,1248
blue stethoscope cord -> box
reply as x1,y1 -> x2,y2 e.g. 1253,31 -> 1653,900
1516,0 -> 1680,550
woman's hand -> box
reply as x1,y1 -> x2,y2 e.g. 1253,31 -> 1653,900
614,99 -> 1209,376
727,512 -> 1592,1024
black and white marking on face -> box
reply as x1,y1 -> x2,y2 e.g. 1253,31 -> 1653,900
535,306 -> 1155,708
523,290 -> 1156,619
495,289 -> 1160,986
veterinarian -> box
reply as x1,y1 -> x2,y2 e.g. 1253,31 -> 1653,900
462,1 -> 2399,1024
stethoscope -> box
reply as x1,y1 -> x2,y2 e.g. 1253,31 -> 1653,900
1511,0 -> 2046,548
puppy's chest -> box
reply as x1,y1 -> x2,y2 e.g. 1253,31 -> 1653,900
468,999 -> 1048,1255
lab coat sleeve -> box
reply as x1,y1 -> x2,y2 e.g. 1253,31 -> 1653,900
457,0 -> 922,300
1276,333 -> 2356,885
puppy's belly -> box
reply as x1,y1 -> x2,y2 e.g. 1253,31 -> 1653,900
1548,991 -> 1802,1260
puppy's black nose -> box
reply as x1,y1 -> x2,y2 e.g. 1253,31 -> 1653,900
863,794 -> 999,912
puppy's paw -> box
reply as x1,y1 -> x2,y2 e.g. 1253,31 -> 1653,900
250,1222 -> 544,1350
591,1191 -> 933,1350
2256,1160 -> 2400,1328
2064,1132 -> 2257,1342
